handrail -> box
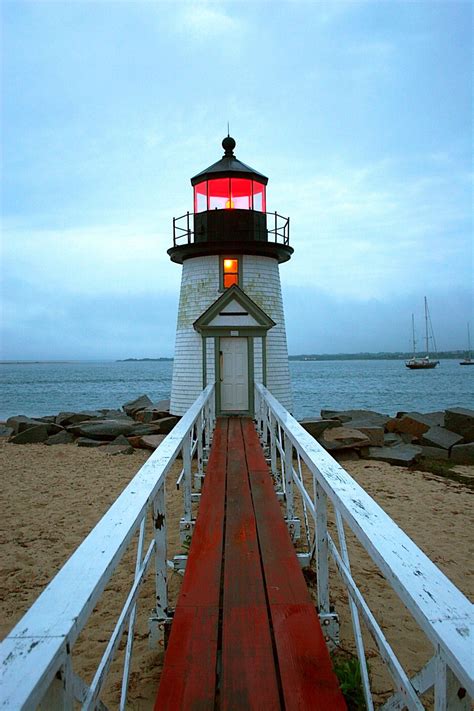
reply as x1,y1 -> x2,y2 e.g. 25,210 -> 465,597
0,383 -> 215,709
172,210 -> 290,247
254,383 -> 473,710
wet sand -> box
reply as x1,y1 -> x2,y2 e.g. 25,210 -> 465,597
0,440 -> 472,708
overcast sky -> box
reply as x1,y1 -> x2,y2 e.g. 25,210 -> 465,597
1,0 -> 472,359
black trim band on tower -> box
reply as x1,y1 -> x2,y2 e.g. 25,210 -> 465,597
168,240 -> 293,265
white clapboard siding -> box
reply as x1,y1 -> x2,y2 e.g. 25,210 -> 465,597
170,254 -> 293,414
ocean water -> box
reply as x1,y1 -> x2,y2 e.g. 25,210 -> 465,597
1,359 -> 472,422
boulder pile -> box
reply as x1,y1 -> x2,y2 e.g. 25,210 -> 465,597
3,395 -> 178,455
299,407 -> 474,466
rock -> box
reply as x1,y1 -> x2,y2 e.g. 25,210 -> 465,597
444,408 -> 474,442
153,416 -> 179,434
44,423 -> 64,436
103,443 -> 134,455
67,419 -> 137,440
6,416 -> 45,435
299,419 -> 341,439
347,424 -> 384,446
134,408 -> 172,423
320,410 -> 352,423
36,415 -> 58,424
333,449 -> 360,461
320,427 -> 370,451
383,433 -> 404,447
122,394 -> 153,416
0,426 -> 14,437
140,435 -> 167,450
364,444 -> 422,466
396,411 -> 445,427
153,398 -> 170,412
46,431 -> 75,445
419,427 -> 464,451
320,409 -> 390,427
415,446 -> 449,461
102,435 -> 134,455
127,436 -> 148,449
385,413 -> 431,438
450,443 -> 474,464
129,423 -> 164,436
10,425 -> 49,444
56,411 -> 105,426
76,437 -> 109,447
101,409 -> 129,419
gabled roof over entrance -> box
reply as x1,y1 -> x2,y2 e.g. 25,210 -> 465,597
193,284 -> 275,333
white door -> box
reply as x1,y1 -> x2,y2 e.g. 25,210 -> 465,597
220,337 -> 249,412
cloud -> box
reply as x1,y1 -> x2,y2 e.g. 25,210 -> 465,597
271,159 -> 472,300
178,1 -> 243,40
2,222 -> 180,296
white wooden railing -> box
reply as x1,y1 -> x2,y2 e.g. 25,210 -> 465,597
0,384 -> 215,710
254,383 -> 473,711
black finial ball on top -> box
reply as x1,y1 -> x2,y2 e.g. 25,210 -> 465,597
222,135 -> 236,156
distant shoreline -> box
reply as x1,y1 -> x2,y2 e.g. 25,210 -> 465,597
0,351 -> 468,364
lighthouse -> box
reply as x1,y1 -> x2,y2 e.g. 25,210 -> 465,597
169,136 -> 293,416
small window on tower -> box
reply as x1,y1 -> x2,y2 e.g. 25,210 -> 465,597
222,258 -> 239,288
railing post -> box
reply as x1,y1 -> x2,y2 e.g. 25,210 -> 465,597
315,480 -> 330,616
210,387 -> 216,430
262,402 -> 268,445
121,518 -> 146,708
179,430 -> 194,544
149,484 -> 170,648
284,432 -> 294,518
196,411 -> 204,491
435,653 -> 470,710
40,656 -> 73,710
270,413 -> 279,490
204,399 -> 211,451
284,431 -> 300,541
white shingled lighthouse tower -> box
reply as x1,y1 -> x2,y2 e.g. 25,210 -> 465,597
169,136 -> 293,417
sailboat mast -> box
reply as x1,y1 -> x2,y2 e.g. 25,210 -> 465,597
468,323 -> 471,359
424,296 -> 429,357
411,313 -> 416,359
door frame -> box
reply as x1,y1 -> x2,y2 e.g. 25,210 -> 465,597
193,285 -> 275,417
215,335 -> 254,416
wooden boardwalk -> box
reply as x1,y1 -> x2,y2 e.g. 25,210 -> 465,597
154,417 -> 346,710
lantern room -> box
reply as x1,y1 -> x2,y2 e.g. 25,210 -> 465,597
168,136 -> 292,265
193,177 -> 266,213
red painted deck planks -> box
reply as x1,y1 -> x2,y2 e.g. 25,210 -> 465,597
153,606 -> 219,710
243,419 -> 346,710
178,418 -> 228,607
154,418 -> 228,710
221,418 -> 281,710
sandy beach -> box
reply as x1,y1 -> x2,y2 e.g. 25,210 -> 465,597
1,439 -> 472,708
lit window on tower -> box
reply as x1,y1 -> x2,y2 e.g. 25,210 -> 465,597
223,258 -> 239,288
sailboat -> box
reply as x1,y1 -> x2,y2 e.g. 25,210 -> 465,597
405,297 -> 440,369
460,323 -> 474,365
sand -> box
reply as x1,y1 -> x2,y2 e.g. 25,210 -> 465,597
0,439 -> 472,708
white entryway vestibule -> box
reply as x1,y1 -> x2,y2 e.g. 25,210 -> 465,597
220,337 -> 249,412
192,285 -> 277,417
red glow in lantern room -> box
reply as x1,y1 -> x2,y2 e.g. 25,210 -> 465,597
189,135 -> 269,245
193,136 -> 266,214
169,135 -> 292,263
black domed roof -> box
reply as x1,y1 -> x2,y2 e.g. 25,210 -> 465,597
191,136 -> 268,186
